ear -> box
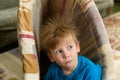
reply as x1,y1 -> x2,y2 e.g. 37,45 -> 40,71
76,42 -> 80,53
47,53 -> 55,62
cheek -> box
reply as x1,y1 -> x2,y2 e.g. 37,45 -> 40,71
71,47 -> 78,54
71,49 -> 78,57
55,56 -> 64,66
54,54 -> 63,61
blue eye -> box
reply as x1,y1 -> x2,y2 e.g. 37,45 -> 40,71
56,50 -> 62,54
67,45 -> 72,50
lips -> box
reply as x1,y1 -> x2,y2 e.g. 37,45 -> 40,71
65,60 -> 72,64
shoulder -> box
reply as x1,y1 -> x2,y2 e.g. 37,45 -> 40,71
78,55 -> 98,67
48,62 -> 59,71
45,63 -> 60,80
78,55 -> 102,79
78,55 -> 102,73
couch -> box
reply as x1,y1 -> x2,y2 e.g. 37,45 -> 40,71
0,0 -> 19,50
0,0 -> 114,51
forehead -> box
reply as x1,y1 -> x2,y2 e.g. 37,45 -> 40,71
49,33 -> 77,51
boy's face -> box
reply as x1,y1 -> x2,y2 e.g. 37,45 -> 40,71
48,35 -> 80,73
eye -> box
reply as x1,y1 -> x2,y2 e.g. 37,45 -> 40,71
56,50 -> 62,54
67,45 -> 72,50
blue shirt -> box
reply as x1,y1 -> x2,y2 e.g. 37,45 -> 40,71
45,55 -> 102,80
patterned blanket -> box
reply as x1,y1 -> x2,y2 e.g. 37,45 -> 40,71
104,12 -> 120,51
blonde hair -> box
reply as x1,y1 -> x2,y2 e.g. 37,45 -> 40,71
40,16 -> 79,52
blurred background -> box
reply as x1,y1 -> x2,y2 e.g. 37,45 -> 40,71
0,0 -> 120,53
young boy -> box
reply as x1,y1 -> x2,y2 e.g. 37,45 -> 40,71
40,17 -> 102,80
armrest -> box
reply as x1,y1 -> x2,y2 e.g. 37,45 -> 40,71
0,7 -> 18,31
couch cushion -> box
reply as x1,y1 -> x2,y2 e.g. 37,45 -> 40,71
0,48 -> 23,80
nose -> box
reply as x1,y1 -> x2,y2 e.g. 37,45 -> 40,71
63,50 -> 70,59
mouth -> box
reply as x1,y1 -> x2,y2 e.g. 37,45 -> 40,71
65,60 -> 72,64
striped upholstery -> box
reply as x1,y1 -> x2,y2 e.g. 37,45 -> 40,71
17,0 -> 120,80
18,0 -> 41,80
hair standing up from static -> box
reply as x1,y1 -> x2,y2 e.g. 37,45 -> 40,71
40,16 -> 79,52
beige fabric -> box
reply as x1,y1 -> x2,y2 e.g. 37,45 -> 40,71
0,48 -> 23,80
